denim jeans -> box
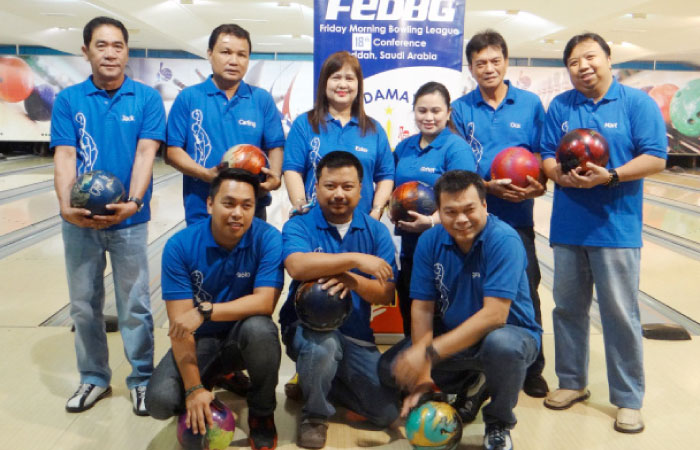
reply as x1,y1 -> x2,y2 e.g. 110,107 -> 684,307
515,227 -> 545,377
379,325 -> 538,428
552,244 -> 644,409
62,221 -> 154,389
146,315 -> 280,419
283,325 -> 400,427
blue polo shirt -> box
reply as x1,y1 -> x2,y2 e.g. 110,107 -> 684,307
394,128 -> 476,259
451,81 -> 545,228
161,217 -> 284,336
411,215 -> 542,346
282,112 -> 395,215
50,76 -> 166,229
279,205 -> 398,345
540,79 -> 668,247
167,77 -> 286,225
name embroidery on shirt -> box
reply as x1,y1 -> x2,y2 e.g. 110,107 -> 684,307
354,145 -> 368,153
420,167 -> 436,173
604,122 -> 618,128
510,122 -> 521,129
238,119 -> 257,128
236,272 -> 251,278
472,272 -> 481,278
121,115 -> 135,122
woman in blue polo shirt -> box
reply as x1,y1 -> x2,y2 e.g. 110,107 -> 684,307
283,51 -> 394,218
394,81 -> 477,335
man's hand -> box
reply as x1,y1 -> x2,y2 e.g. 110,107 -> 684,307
60,206 -> 100,228
259,167 -> 282,194
354,254 -> 393,283
568,162 -> 610,188
393,344 -> 432,392
400,382 -> 436,418
369,207 -> 383,221
396,211 -> 433,234
93,201 -> 138,227
168,307 -> 204,339
488,176 -> 546,202
185,388 -> 215,435
318,274 -> 354,299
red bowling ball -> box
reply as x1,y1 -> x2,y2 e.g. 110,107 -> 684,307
0,56 -> 35,103
648,83 -> 679,124
220,144 -> 267,175
556,128 -> 610,173
490,147 -> 540,188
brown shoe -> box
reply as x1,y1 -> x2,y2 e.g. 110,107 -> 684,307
614,408 -> 644,433
298,418 -> 328,449
285,373 -> 302,401
544,388 -> 590,410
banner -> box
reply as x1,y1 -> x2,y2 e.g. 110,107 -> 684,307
314,0 -> 466,148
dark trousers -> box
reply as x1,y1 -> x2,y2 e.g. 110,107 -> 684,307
145,315 -> 280,418
397,257 -> 413,337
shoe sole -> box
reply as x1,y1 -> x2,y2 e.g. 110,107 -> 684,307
543,390 -> 590,410
66,386 -> 112,413
614,420 -> 644,434
249,435 -> 278,450
133,406 -> 150,417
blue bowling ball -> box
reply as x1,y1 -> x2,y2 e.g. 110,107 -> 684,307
70,170 -> 126,216
294,280 -> 352,331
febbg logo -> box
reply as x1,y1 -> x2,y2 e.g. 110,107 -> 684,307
325,0 -> 456,22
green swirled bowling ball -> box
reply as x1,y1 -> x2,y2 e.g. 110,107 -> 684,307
405,400 -> 463,450
670,79 -> 700,138
69,170 -> 126,216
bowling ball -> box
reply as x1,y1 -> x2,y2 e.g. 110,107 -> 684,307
389,181 -> 437,223
176,398 -> 236,450
648,83 -> 679,124
669,79 -> 700,138
294,280 -> 352,331
0,56 -> 34,103
69,170 -> 126,216
24,84 -> 56,121
490,146 -> 540,188
406,400 -> 463,450
220,144 -> 267,175
555,128 -> 610,173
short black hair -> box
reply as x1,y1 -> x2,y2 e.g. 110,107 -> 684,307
434,170 -> 486,206
208,24 -> 252,53
315,151 -> 364,181
413,81 -> 451,108
209,168 -> 260,200
83,16 -> 128,47
563,32 -> 611,66
465,29 -> 508,65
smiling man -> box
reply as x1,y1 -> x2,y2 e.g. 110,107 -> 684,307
378,170 -> 541,450
166,24 -> 285,224
51,16 -> 165,416
145,168 -> 283,450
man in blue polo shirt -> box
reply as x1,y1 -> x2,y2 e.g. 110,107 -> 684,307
145,169 -> 283,450
280,151 -> 399,449
451,30 -> 548,405
166,24 -> 285,224
540,33 -> 667,434
51,16 -> 165,416
379,171 -> 541,450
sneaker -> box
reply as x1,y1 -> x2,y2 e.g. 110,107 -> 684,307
522,373 -> 549,398
297,417 -> 328,449
65,383 -> 112,413
249,414 -> 278,450
130,385 -> 149,416
216,370 -> 251,396
284,372 -> 302,401
614,408 -> 644,433
484,423 -> 513,450
451,372 -> 490,423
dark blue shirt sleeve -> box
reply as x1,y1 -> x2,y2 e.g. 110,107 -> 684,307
50,92 -> 77,148
282,116 -> 310,173
166,90 -> 189,149
139,88 -> 166,142
450,100 -> 469,141
530,99 -> 546,154
628,92 -> 668,160
409,231 -> 439,301
482,233 -> 526,301
540,98 -> 563,160
161,238 -> 194,301
446,138 -> 477,172
282,216 -> 314,260
260,91 -> 286,150
254,227 -> 285,289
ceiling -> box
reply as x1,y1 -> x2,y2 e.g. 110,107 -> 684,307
1,0 -> 699,66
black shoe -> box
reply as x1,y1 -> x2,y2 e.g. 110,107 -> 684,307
249,414 -> 277,450
523,373 -> 549,398
284,373 -> 302,401
216,370 -> 251,396
451,373 -> 490,424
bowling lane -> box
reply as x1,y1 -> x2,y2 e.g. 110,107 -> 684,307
645,179 -> 700,208
0,178 -> 184,327
650,172 -> 700,190
643,201 -> 700,245
0,155 -> 53,175
534,198 -> 700,324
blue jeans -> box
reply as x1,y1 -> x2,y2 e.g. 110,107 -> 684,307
552,244 -> 644,409
146,316 -> 280,419
62,221 -> 154,389
379,325 -> 538,428
284,325 -> 400,427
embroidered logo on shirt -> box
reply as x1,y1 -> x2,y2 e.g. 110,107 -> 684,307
433,263 -> 450,317
236,272 -> 251,278
561,121 -> 569,133
604,122 -> 618,128
121,115 -> 135,122
472,272 -> 481,278
75,112 -> 98,174
191,109 -> 212,165
464,121 -> 483,170
190,270 -> 213,304
420,167 -> 436,173
355,145 -> 368,153
510,122 -> 521,129
238,119 -> 257,128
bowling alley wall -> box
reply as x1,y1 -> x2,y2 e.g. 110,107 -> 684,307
0,54 -> 699,158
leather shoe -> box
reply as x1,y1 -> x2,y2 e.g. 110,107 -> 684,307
523,374 -> 549,398
544,388 -> 590,410
298,418 -> 328,449
614,408 -> 644,433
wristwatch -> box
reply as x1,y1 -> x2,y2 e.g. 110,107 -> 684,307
197,302 -> 213,321
605,169 -> 620,188
127,196 -> 144,212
